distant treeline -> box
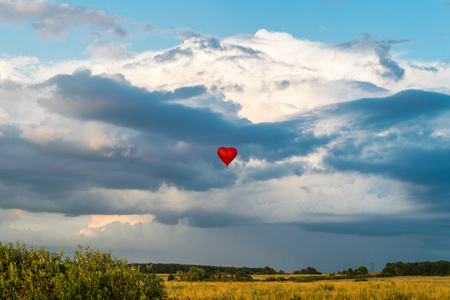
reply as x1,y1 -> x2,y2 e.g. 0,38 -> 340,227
382,261 -> 450,276
131,260 -> 450,277
130,263 -> 265,274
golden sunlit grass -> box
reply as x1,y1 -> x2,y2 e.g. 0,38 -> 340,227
159,273 -> 336,281
165,276 -> 450,300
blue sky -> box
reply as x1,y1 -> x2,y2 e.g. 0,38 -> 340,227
0,0 -> 450,273
2,0 -> 450,61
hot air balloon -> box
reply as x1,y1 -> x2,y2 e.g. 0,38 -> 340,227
217,147 -> 237,169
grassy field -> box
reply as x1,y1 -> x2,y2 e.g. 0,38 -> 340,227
164,276 -> 450,300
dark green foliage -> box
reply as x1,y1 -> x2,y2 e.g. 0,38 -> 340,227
167,274 -> 175,281
176,267 -> 254,282
297,266 -> 321,275
356,266 -> 369,276
131,263 -> 262,275
0,242 -> 167,299
234,271 -> 253,282
264,277 -> 277,282
346,268 -> 355,277
382,260 -> 450,276
186,267 -> 204,282
287,276 -> 321,283
258,266 -> 277,275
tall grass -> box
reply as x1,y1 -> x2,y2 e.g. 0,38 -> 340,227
166,277 -> 450,300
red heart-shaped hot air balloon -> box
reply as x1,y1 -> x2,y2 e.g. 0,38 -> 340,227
217,147 -> 237,169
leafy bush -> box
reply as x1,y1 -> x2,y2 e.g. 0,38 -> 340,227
186,267 -> 203,282
167,274 -> 175,281
234,271 -> 253,282
0,242 -> 167,299
264,277 -> 277,282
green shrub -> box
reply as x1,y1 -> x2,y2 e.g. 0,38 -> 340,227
167,274 -> 175,281
0,242 -> 167,299
264,277 -> 277,282
235,271 -> 253,282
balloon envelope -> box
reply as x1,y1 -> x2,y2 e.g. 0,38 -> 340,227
217,147 -> 237,167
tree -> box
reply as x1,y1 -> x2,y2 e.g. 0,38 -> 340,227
304,267 -> 321,274
204,269 -> 212,279
235,271 -> 253,282
346,268 -> 355,277
167,274 -> 175,281
394,267 -> 405,276
176,271 -> 186,281
186,267 -> 204,282
293,270 -> 301,274
259,266 -> 276,275
356,266 -> 369,276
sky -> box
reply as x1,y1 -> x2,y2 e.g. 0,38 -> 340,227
0,0 -> 450,273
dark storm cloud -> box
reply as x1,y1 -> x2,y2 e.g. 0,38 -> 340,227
153,210 -> 260,228
321,89 -> 450,212
329,89 -> 450,129
3,67 -> 450,229
0,124 -> 239,214
38,70 -> 328,160
0,70 -> 331,215
244,162 -> 304,182
296,215 -> 450,237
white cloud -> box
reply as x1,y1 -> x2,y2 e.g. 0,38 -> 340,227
0,0 -> 126,39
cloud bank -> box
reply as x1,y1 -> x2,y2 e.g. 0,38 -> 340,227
1,20 -> 450,270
